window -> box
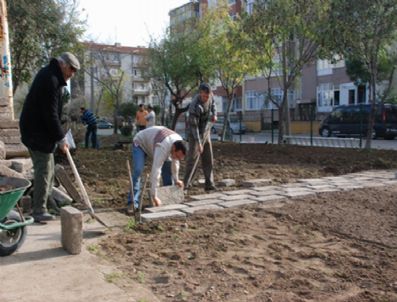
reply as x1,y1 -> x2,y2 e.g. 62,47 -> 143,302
348,89 -> 355,104
357,85 -> 366,104
246,0 -> 255,14
317,59 -> 333,76
317,83 -> 333,107
245,91 -> 264,110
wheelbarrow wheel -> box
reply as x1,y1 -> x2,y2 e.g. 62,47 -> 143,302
0,210 -> 27,257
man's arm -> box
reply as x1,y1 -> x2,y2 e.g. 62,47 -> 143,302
171,159 -> 184,189
150,147 -> 168,205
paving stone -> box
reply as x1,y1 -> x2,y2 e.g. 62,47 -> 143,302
11,158 -> 33,173
306,185 -> 337,190
141,210 -> 186,222
297,178 -> 325,184
312,188 -> 340,193
283,187 -> 314,193
383,180 -> 397,185
219,199 -> 257,208
220,194 -> 254,201
224,189 -> 255,195
280,183 -> 308,189
185,199 -> 222,207
283,191 -> 316,198
190,192 -> 226,201
241,178 -> 272,188
0,140 -> 5,160
156,186 -> 184,205
251,190 -> 285,197
60,206 -> 83,255
336,185 -> 365,191
181,204 -> 223,215
253,195 -> 286,203
144,204 -> 189,213
218,179 -> 236,187
253,186 -> 282,192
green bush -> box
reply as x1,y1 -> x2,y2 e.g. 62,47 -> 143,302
120,125 -> 133,136
119,102 -> 138,119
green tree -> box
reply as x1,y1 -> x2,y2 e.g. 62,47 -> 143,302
8,0 -> 85,93
245,0 -> 331,143
148,29 -> 203,130
199,1 -> 256,141
327,0 -> 397,149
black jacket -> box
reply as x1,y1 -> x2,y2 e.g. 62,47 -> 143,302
20,59 -> 67,153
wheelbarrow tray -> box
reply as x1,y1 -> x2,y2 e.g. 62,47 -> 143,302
0,177 -> 32,227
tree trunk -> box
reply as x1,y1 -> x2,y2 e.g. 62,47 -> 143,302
113,96 -> 120,135
221,95 -> 234,142
278,101 -> 285,144
170,104 -> 189,130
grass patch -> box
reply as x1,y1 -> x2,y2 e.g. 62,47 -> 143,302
104,271 -> 123,284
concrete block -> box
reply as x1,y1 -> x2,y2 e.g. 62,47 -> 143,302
181,204 -> 223,215
5,144 -> 29,159
60,206 -> 83,255
0,120 -> 19,129
284,191 -> 316,198
297,178 -> 326,184
145,204 -> 188,213
52,187 -> 73,205
185,199 -> 222,207
0,159 -> 12,168
313,188 -> 340,193
253,186 -> 282,192
190,192 -> 226,201
218,179 -> 236,187
253,195 -> 286,203
224,189 -> 255,195
0,141 -> 5,160
219,199 -> 257,208
241,179 -> 272,188
251,190 -> 284,197
11,158 -> 33,173
141,210 -> 186,222
220,194 -> 253,201
156,186 -> 184,205
0,164 -> 25,178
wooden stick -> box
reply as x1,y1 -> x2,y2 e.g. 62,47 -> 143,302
126,160 -> 136,217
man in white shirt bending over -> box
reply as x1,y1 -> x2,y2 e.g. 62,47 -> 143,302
130,126 -> 186,208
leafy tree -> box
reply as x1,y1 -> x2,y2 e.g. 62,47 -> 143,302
244,0 -> 331,143
327,0 -> 397,149
7,0 -> 85,93
148,29 -> 203,130
118,102 -> 138,119
199,1 -> 256,141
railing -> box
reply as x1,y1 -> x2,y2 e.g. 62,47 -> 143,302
284,135 -> 361,149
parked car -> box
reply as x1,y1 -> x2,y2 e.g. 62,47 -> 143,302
97,119 -> 113,129
212,116 -> 246,135
319,103 -> 397,139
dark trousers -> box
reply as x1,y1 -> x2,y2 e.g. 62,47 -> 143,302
85,124 -> 97,149
183,134 -> 214,188
137,125 -> 146,132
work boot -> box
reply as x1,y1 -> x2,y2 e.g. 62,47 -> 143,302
205,184 -> 217,192
32,212 -> 55,223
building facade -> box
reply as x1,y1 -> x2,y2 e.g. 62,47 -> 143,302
83,42 -> 155,115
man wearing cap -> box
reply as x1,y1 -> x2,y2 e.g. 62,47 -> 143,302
184,83 -> 217,191
20,52 -> 80,222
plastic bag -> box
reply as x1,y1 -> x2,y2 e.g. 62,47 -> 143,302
65,129 -> 76,149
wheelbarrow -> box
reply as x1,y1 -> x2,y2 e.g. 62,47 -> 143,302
0,177 -> 33,256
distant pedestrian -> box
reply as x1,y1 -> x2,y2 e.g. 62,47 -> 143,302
135,104 -> 148,132
184,83 -> 217,191
145,104 -> 156,127
80,107 -> 97,149
20,52 -> 80,222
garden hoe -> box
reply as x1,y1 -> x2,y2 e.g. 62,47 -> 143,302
66,149 -> 109,228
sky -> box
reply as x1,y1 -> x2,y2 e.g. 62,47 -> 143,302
79,0 -> 189,47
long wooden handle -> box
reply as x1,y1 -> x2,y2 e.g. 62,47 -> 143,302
66,149 -> 94,213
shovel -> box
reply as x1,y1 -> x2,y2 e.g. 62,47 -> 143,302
65,149 -> 109,228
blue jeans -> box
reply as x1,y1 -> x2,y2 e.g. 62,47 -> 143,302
128,145 -> 173,208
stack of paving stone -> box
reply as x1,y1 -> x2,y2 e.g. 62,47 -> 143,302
140,170 -> 397,222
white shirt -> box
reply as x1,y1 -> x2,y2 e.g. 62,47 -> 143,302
145,111 -> 156,127
133,126 -> 182,198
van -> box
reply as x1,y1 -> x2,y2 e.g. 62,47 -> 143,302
319,104 -> 397,139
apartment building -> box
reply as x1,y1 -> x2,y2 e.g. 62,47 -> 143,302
82,42 -> 155,114
169,1 -> 200,33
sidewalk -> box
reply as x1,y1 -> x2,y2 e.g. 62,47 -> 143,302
0,211 -> 160,302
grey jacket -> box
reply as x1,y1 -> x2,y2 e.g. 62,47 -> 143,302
187,94 -> 217,145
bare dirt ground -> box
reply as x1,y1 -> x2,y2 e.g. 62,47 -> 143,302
70,141 -> 397,208
99,187 -> 397,302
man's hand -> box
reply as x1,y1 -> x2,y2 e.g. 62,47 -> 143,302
175,180 -> 184,190
152,196 -> 162,207
197,143 -> 204,154
59,142 -> 69,154
211,115 -> 218,123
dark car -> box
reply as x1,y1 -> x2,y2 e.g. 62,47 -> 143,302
212,116 -> 246,135
319,103 -> 397,139
97,119 -> 113,129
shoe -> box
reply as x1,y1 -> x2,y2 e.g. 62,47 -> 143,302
32,212 -> 55,222
205,184 -> 217,191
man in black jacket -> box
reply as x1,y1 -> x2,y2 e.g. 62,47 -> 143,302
20,52 -> 80,222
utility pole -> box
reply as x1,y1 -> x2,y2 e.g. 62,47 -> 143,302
0,0 -> 14,120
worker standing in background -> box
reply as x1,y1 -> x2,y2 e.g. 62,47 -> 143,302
183,83 -> 217,191
135,104 -> 148,132
80,107 -> 97,149
145,104 -> 156,128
